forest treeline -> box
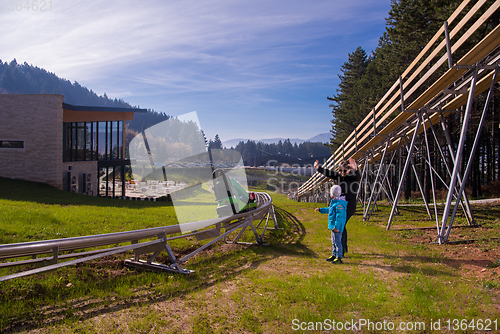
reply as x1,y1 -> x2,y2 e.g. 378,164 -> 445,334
330,0 -> 500,199
232,139 -> 331,163
0,59 -> 169,133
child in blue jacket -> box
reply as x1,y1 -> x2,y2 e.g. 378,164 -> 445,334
315,185 -> 347,264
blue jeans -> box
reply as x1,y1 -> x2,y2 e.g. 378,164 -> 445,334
331,230 -> 343,259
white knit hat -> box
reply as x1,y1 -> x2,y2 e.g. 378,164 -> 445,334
330,185 -> 342,198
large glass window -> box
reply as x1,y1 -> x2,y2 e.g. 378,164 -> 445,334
98,165 -> 125,197
63,121 -> 124,162
77,122 -> 85,161
112,121 -> 119,159
71,123 -> 77,160
85,123 -> 92,161
98,122 -> 106,160
119,122 -> 123,159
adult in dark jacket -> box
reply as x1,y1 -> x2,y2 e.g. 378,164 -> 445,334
314,158 -> 359,256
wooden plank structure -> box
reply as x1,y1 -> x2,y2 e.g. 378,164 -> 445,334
296,0 -> 500,243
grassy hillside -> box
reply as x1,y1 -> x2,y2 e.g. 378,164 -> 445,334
0,177 -> 499,333
0,177 -> 177,244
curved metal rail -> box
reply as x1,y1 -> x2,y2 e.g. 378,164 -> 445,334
0,192 -> 278,282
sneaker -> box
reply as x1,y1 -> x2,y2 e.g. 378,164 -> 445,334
326,255 -> 336,262
332,258 -> 343,264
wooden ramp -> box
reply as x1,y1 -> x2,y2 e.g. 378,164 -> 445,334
297,0 -> 500,243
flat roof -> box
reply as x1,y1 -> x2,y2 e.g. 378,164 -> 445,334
62,103 -> 147,113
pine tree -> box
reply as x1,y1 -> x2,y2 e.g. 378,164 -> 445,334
328,46 -> 370,149
213,134 -> 223,149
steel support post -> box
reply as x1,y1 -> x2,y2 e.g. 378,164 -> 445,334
442,66 -> 498,242
381,174 -> 396,206
382,160 -> 399,209
426,111 -> 471,224
438,111 -> 475,224
379,184 -> 393,204
387,113 -> 422,230
357,157 -> 368,204
444,21 -> 453,68
259,213 -> 270,239
364,141 -> 389,221
405,136 -> 433,219
439,65 -> 479,242
181,220 -> 248,262
366,143 -> 400,221
361,157 -> 370,212
421,113 -> 440,234
369,151 -> 380,212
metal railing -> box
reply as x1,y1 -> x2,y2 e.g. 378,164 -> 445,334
0,192 -> 278,282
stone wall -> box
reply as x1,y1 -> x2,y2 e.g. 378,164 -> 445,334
0,94 -> 64,189
62,161 -> 98,195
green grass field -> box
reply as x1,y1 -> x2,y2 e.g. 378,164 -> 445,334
0,177 -> 499,333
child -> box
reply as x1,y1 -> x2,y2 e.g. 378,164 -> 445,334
315,185 -> 347,264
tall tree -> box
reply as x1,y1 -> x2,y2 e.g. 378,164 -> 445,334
328,46 -> 370,148
213,134 -> 223,149
209,134 -> 223,150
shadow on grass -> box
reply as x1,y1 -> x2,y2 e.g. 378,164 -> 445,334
356,253 -> 458,277
0,204 -> 314,333
268,206 -> 316,258
354,251 -> 498,278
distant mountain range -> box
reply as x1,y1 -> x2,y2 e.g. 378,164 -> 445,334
222,133 -> 331,148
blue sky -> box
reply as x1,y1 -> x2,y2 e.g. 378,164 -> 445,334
0,0 -> 391,143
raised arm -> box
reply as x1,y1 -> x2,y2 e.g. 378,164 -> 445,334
314,160 -> 338,178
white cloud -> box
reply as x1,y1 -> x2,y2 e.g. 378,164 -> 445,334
1,0 -> 387,81
0,0 -> 390,141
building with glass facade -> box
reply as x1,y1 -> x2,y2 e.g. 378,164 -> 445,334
0,94 -> 146,197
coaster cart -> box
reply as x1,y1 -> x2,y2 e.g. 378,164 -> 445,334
212,169 -> 257,218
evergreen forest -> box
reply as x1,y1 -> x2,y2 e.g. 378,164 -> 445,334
232,139 -> 331,163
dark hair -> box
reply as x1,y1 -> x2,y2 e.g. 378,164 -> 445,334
337,160 -> 350,172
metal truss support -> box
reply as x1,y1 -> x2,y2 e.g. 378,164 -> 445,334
420,112 -> 440,233
358,157 -> 370,214
438,111 -> 475,225
404,136 -> 433,219
387,112 -> 422,230
382,162 -> 399,209
439,65 -> 498,242
425,110 -> 472,225
363,141 -> 389,221
368,151 -> 380,212
125,239 -> 194,274
439,64 -> 479,242
365,141 -> 400,222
